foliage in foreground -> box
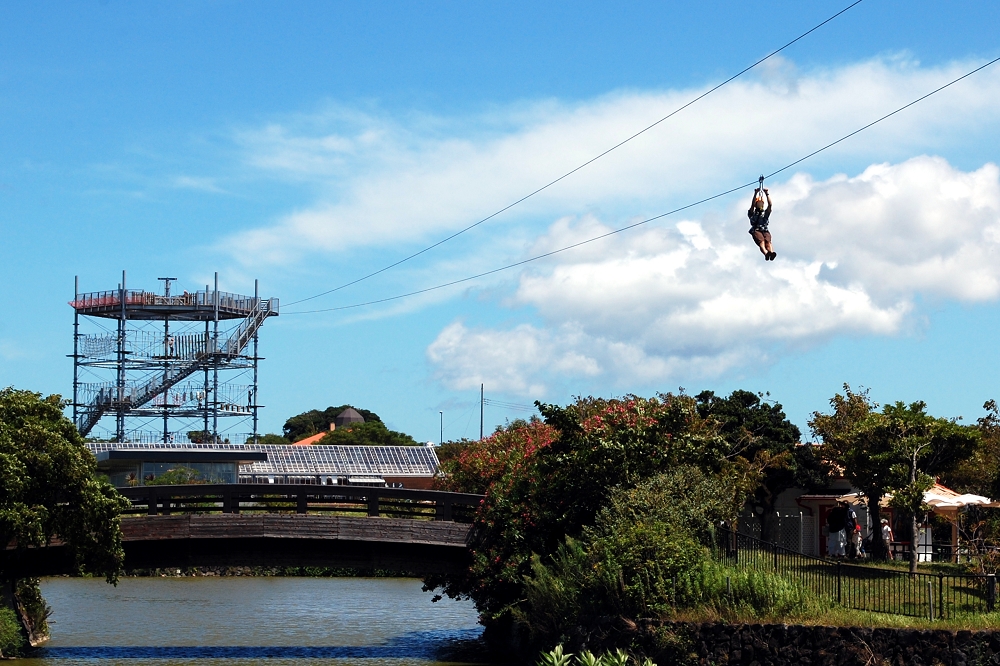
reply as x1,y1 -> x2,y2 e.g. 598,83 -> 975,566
515,468 -> 828,649
428,394 -> 743,621
537,644 -> 655,666
428,392 -> 798,647
0,387 -> 131,584
0,606 -> 25,658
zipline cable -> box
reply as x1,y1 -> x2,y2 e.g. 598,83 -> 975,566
284,56 -> 1000,316
283,0 -> 867,308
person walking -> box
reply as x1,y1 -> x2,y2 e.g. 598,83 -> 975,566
845,503 -> 860,558
881,518 -> 895,560
826,501 -> 848,558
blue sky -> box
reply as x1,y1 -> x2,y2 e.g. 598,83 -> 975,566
1,0 -> 999,444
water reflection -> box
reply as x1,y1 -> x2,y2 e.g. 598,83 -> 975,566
24,577 -> 493,665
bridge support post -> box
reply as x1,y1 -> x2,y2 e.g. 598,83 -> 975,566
367,495 -> 379,517
435,501 -> 453,521
222,488 -> 241,514
146,488 -> 158,516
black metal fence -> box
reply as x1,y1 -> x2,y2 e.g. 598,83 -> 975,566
717,528 -> 998,619
119,484 -> 483,523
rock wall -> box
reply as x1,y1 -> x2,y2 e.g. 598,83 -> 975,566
646,621 -> 1000,666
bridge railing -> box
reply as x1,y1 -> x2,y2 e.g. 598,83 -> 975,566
118,484 -> 484,522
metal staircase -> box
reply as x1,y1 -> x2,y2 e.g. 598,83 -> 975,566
77,299 -> 275,437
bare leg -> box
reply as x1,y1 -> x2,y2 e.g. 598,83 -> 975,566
756,240 -> 769,257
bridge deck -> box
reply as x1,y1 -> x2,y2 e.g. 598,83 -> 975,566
120,514 -> 472,547
3,514 -> 475,577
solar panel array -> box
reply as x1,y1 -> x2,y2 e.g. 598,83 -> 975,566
86,443 -> 440,477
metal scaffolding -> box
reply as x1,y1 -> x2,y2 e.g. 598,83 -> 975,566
71,271 -> 278,444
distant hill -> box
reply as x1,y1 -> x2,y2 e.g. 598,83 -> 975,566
279,405 -> 421,446
283,405 -> 382,442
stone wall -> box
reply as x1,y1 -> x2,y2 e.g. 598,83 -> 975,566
644,621 -> 1000,666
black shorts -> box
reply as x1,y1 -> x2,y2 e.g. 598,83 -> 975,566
749,228 -> 771,244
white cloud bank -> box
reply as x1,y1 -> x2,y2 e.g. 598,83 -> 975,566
229,56 -> 1000,264
428,157 -> 1000,394
216,54 -> 1000,394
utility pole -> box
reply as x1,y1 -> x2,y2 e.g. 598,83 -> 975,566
439,410 -> 443,445
480,384 -> 484,440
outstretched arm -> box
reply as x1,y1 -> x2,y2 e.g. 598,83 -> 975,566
764,187 -> 772,214
749,188 -> 760,213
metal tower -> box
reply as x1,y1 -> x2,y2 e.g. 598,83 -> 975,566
70,271 -> 278,444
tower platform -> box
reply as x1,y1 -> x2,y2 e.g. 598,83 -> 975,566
70,289 -> 278,321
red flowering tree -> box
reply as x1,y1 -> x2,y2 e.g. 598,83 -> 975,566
426,393 -> 736,630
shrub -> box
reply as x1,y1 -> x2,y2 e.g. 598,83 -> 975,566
0,606 -> 25,658
514,466 -> 822,649
427,395 -> 735,624
15,578 -> 51,639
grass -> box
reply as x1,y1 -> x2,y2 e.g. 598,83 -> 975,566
666,604 -> 1000,631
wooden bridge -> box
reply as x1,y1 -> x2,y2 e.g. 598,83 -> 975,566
3,485 -> 483,577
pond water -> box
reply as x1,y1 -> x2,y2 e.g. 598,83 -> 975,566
22,577 -> 493,666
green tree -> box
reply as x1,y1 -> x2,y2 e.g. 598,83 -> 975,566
942,400 -> 1000,498
282,405 -> 382,441
0,388 -> 130,643
695,390 -> 825,542
257,433 -> 290,445
809,386 -> 891,559
317,420 -> 420,446
871,401 -> 977,572
810,386 -> 977,566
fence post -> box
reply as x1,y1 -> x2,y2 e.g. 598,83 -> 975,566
927,581 -> 934,621
837,562 -> 842,605
368,494 -> 379,517
726,576 -> 731,598
296,491 -> 308,515
987,574 -> 996,613
799,511 -> 804,554
938,574 -> 944,620
773,541 -> 779,571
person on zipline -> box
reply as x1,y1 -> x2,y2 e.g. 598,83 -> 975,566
748,186 -> 775,261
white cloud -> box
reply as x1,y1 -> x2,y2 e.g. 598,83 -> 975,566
228,56 -> 1000,265
426,321 -> 600,395
428,157 -> 1000,393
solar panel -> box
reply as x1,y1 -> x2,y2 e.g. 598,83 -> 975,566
85,442 -> 440,476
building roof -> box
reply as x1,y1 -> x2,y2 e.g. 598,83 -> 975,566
334,408 -> 365,427
293,431 -> 328,446
86,442 -> 439,477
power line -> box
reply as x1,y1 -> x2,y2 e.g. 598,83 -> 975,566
282,55 -> 1000,316
484,398 -> 536,412
283,0 -> 867,308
